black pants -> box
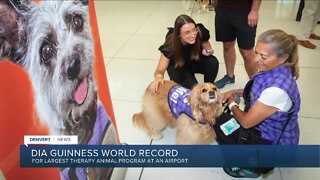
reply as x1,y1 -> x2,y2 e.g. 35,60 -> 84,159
215,7 -> 256,49
167,55 -> 219,89
296,0 -> 304,21
214,113 -> 274,174
214,112 -> 241,144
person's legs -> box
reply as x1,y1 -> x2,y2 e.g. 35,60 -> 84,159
193,55 -> 219,84
234,10 -> 257,78
215,113 -> 261,178
310,1 -> 320,35
239,48 -> 257,78
215,8 -> 237,88
296,0 -> 305,21
298,1 -> 320,49
214,41 -> 236,88
167,67 -> 198,89
215,113 -> 262,178
300,0 -> 320,39
214,113 -> 239,144
223,41 -> 236,78
181,73 -> 198,89
223,167 -> 260,178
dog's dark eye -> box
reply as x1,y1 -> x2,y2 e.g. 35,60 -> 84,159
40,42 -> 54,63
73,14 -> 83,32
65,13 -> 72,23
212,87 -> 217,91
202,89 -> 208,93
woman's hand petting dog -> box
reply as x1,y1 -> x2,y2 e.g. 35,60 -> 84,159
149,76 -> 164,93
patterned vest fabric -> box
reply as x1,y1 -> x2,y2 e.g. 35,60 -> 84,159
168,85 -> 194,119
60,102 -> 111,179
243,66 -> 300,145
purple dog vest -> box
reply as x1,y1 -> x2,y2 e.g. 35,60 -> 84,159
168,85 -> 194,119
60,102 -> 111,180
244,66 -> 300,145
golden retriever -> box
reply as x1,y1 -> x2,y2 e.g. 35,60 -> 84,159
133,81 -> 224,144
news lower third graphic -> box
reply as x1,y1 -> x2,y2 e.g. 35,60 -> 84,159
24,135 -> 78,146
20,136 -> 320,168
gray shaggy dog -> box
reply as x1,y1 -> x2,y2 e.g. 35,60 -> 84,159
0,0 -> 117,179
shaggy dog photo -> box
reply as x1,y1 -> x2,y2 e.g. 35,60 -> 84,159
133,81 -> 224,144
0,0 -> 117,179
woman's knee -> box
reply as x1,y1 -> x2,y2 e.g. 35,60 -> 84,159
223,41 -> 236,51
201,56 -> 219,82
204,55 -> 219,70
239,48 -> 255,63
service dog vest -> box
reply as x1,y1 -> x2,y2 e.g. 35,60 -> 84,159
168,85 -> 194,119
244,65 -> 300,145
60,102 -> 112,180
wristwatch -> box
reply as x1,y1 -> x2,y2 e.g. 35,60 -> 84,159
228,102 -> 239,110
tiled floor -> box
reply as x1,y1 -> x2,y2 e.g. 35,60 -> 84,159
94,1 -> 320,180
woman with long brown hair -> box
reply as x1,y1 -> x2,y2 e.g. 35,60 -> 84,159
150,14 -> 219,92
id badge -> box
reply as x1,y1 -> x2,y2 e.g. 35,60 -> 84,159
220,118 -> 240,136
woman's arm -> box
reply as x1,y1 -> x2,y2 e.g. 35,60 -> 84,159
222,89 -> 244,104
248,0 -> 261,27
149,53 -> 170,92
227,97 -> 278,129
197,23 -> 214,56
201,41 -> 214,56
202,41 -> 212,50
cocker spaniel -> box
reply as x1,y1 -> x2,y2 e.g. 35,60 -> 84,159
133,81 -> 224,144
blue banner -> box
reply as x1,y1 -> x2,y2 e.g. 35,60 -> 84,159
20,145 -> 320,167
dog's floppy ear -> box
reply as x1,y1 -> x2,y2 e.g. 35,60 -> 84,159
189,85 -> 200,108
189,85 -> 203,121
0,0 -> 31,62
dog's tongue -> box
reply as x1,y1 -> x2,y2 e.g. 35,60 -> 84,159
74,77 -> 88,105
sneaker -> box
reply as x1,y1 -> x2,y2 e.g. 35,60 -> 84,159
223,167 -> 261,178
298,40 -> 316,49
215,75 -> 235,89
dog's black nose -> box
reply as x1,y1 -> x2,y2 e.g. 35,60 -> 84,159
209,91 -> 215,98
67,55 -> 81,80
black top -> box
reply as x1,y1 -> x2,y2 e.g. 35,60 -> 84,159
158,23 -> 210,69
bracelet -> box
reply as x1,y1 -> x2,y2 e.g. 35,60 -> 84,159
228,102 -> 239,110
